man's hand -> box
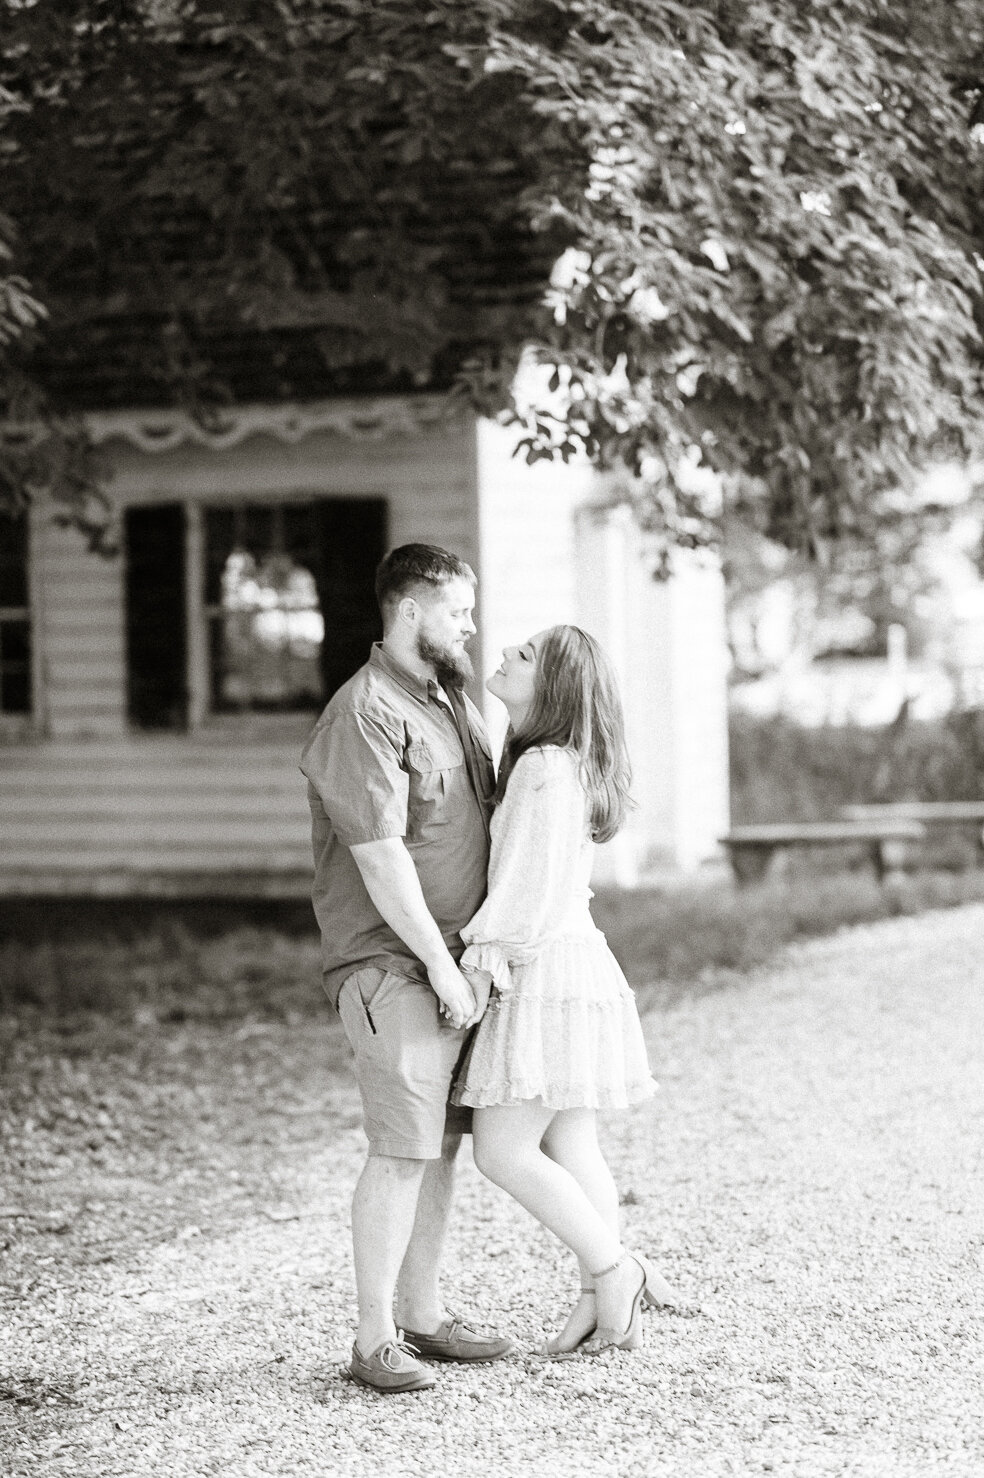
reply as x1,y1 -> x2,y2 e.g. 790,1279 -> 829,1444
461,966 -> 493,1028
348,839 -> 478,1029
427,957 -> 476,1030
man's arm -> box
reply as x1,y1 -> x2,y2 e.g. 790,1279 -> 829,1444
349,838 -> 479,1029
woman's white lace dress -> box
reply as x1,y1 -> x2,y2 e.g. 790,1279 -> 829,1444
451,745 -> 656,1110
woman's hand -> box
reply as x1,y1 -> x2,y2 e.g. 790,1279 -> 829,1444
461,965 -> 493,1027
427,957 -> 477,1030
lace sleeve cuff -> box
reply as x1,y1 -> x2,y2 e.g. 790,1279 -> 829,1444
460,941 -> 519,996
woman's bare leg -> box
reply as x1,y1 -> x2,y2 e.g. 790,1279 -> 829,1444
472,1103 -> 622,1275
539,1108 -> 621,1350
543,1109 -> 688,1316
472,1101 -> 652,1346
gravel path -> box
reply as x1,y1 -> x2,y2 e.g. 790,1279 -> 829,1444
2,904 -> 983,1478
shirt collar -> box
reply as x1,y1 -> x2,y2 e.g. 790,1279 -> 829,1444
370,641 -> 442,704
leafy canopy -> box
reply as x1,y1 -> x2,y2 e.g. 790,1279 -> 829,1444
2,0 -> 983,560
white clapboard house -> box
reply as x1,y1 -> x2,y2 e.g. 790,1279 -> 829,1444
0,391 -> 729,897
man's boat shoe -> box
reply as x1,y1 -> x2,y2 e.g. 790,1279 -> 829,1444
348,1336 -> 436,1393
400,1313 -> 515,1363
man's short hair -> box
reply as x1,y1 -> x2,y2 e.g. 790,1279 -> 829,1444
374,544 -> 475,618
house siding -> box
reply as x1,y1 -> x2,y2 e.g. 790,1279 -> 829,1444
40,517 -> 126,737
4,401 -> 730,894
33,406 -> 480,737
1,402 -> 481,893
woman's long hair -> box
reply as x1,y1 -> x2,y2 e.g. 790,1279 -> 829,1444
496,625 -> 633,843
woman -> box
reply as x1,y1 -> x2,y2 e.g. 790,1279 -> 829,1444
451,625 -> 690,1355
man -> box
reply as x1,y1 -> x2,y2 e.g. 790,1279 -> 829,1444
300,543 -> 513,1393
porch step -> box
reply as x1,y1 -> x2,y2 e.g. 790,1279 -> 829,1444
0,868 -> 314,899
0,845 -> 312,869
0,822 -> 311,849
0,793 -> 311,816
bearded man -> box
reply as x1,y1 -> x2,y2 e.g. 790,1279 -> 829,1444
300,543 -> 513,1392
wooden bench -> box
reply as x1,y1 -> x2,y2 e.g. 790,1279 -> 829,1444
841,802 -> 984,848
721,819 -> 926,885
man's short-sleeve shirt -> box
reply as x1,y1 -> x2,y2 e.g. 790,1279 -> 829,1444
299,643 -> 494,1006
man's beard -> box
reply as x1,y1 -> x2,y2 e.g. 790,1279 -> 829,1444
416,631 -> 474,691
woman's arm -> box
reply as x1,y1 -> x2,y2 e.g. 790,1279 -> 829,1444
460,747 -> 587,990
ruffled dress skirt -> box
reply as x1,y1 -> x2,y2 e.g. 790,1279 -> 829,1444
451,928 -> 656,1111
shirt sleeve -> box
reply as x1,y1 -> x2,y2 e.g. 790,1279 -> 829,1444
299,710 -> 409,846
460,747 -> 587,993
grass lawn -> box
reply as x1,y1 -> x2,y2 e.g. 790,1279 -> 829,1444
4,866 -> 984,1021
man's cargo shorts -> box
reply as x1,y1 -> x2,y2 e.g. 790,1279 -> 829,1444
336,965 -> 473,1159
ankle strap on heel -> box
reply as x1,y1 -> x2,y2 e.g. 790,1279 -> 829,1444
589,1253 -> 626,1281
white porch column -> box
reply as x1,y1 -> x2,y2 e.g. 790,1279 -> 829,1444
572,505 -> 639,885
575,507 -> 730,877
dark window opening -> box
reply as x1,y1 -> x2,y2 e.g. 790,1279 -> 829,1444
0,511 -> 32,716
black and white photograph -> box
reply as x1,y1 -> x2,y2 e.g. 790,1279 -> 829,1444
1,3 -> 982,1475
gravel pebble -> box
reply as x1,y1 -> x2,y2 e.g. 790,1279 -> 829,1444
2,904 -> 983,1476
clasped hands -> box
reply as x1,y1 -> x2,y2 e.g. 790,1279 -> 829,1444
429,958 -> 493,1031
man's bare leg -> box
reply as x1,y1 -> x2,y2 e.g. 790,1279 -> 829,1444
351,1152 -> 428,1354
394,1130 -> 461,1334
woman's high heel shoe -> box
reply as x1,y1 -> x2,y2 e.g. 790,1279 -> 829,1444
540,1288 -> 597,1357
580,1254 -> 647,1355
635,1253 -> 702,1317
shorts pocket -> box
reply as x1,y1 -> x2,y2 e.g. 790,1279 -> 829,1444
340,965 -> 388,1037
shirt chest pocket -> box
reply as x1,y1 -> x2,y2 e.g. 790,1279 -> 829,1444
405,739 -> 465,829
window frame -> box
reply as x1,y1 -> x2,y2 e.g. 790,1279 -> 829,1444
185,492 -> 387,735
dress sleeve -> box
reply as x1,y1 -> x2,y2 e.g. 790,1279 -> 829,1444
460,747 -> 587,993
